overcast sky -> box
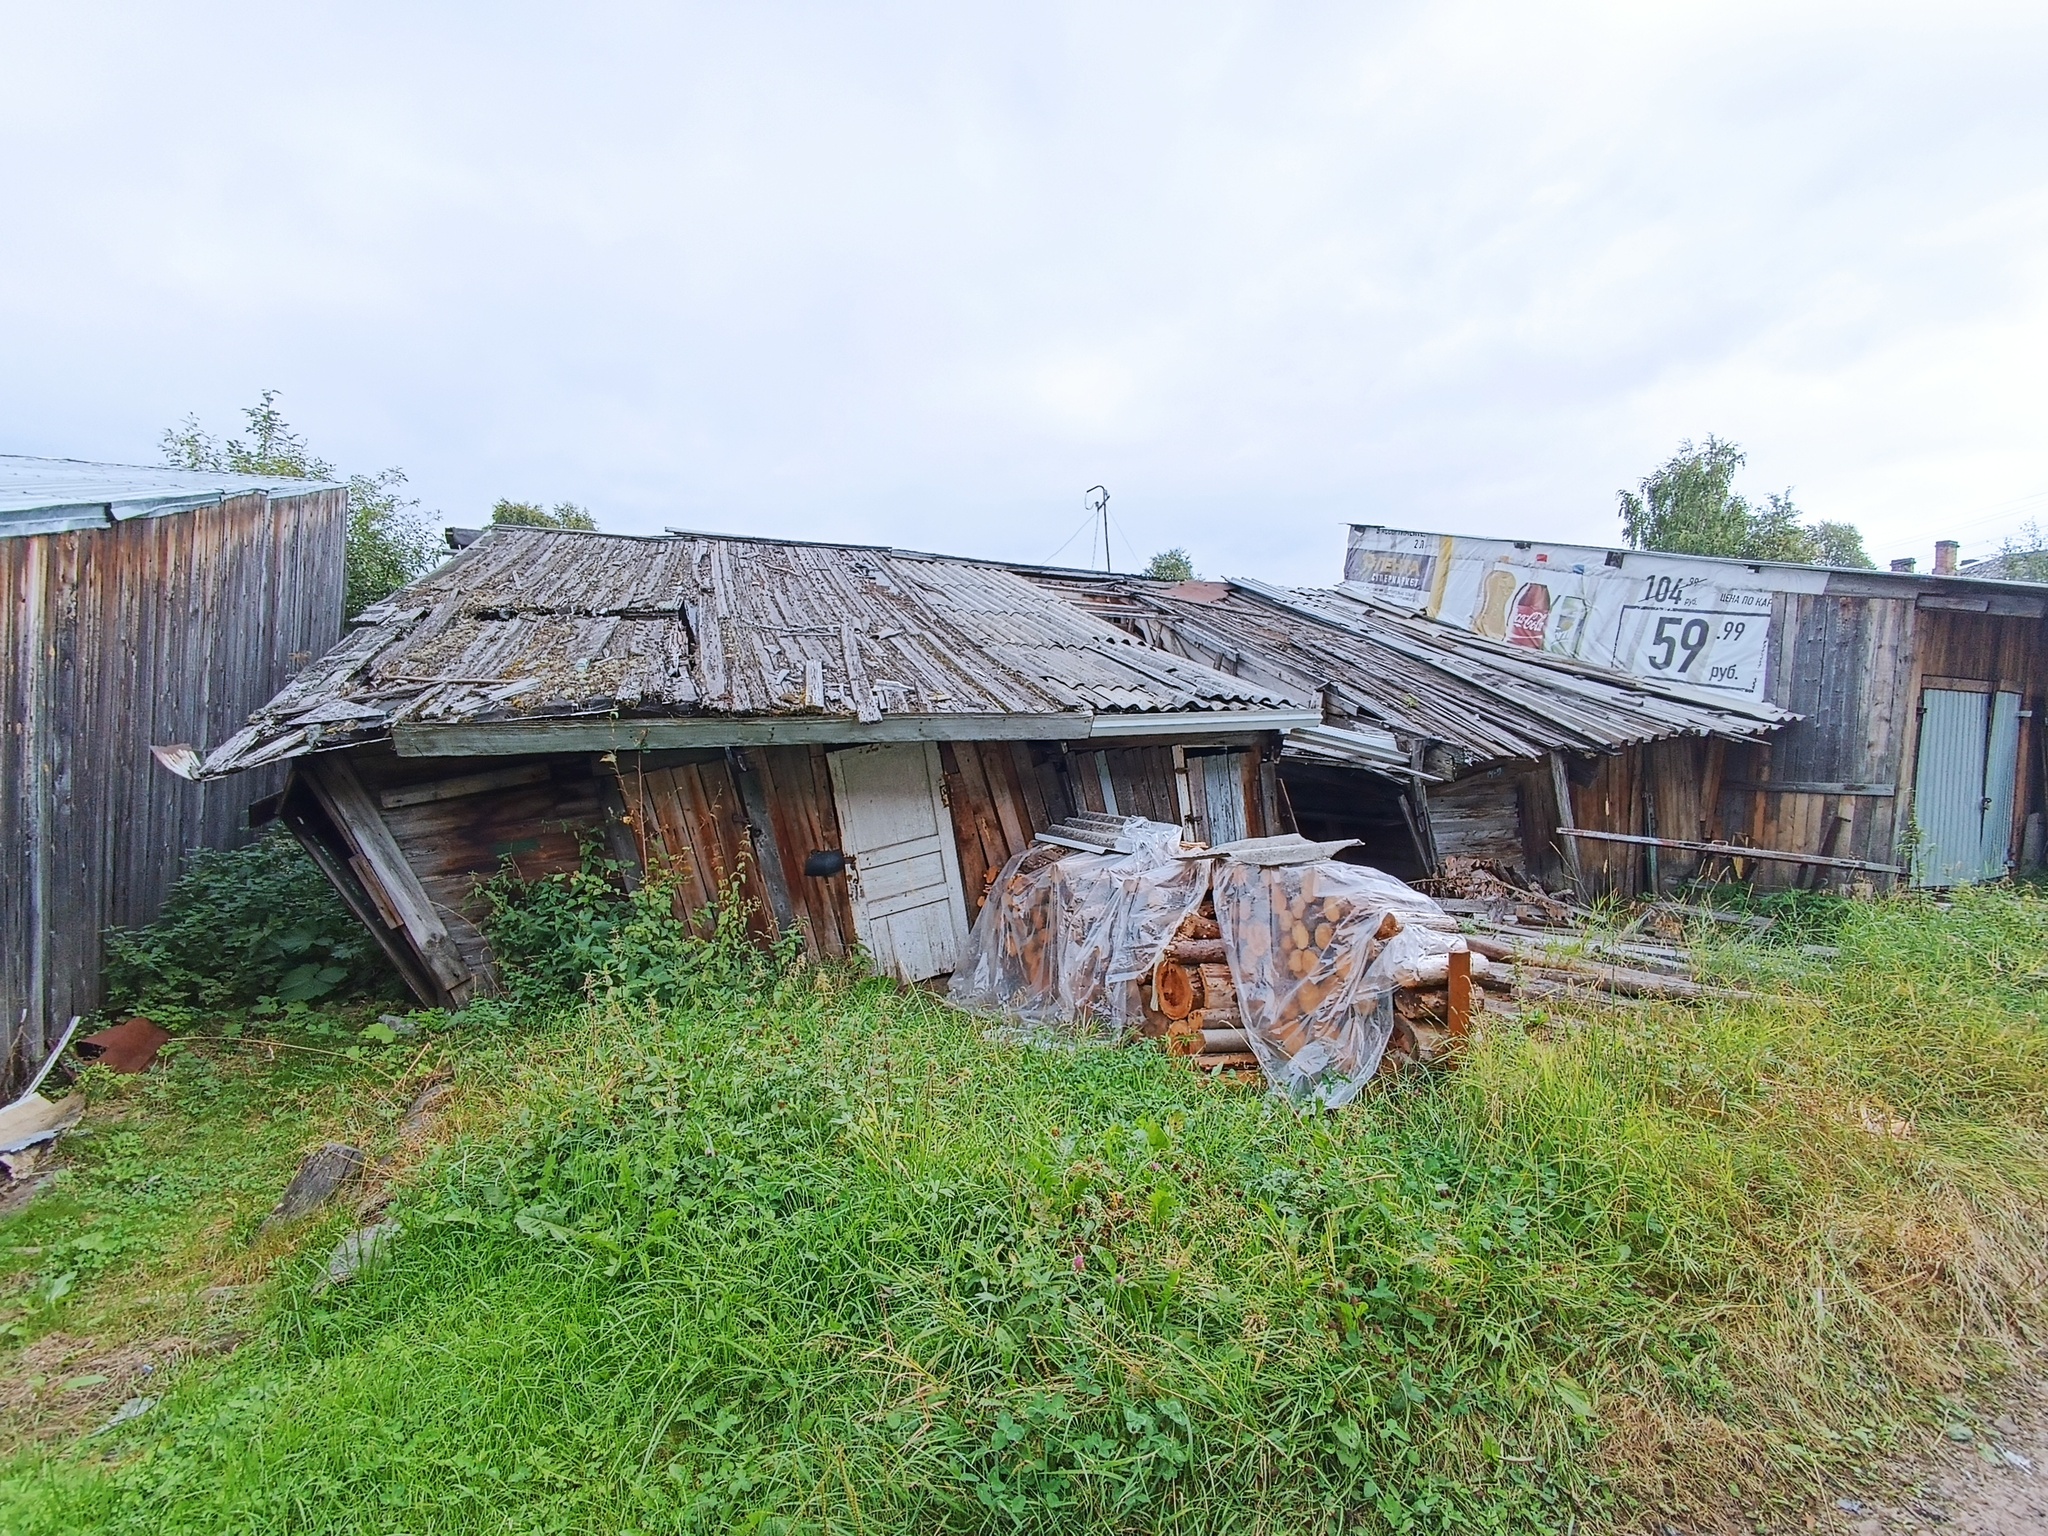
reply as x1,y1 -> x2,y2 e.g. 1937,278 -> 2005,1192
3,3 -> 2043,581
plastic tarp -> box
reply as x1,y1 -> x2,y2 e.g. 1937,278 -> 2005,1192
949,820 -> 1209,1038
950,824 -> 1469,1106
1210,859 -> 1456,1107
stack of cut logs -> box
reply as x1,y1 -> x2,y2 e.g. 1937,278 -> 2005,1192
1138,892 -> 1499,1081
996,845 -> 1067,999
1140,900 -> 1252,1074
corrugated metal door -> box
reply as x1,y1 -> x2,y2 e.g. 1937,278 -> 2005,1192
1911,689 -> 1987,887
827,742 -> 970,981
1910,688 -> 2022,887
1979,691 -> 2022,880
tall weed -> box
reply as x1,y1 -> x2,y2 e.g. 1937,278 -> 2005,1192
9,887 -> 2047,1534
101,827 -> 400,1018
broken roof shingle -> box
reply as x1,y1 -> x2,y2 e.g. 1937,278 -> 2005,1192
1021,572 -> 1791,764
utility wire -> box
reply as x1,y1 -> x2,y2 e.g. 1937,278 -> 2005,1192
1044,507 -> 1100,566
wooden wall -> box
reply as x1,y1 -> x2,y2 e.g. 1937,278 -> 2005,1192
1429,766 -> 1533,869
299,733 -> 1280,1000
1899,605 -> 2048,877
1704,596 -> 2047,889
0,488 -> 348,1081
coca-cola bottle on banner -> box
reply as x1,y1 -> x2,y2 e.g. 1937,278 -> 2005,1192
1508,582 -> 1551,648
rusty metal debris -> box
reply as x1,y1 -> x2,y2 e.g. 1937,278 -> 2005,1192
75,1017 -> 171,1074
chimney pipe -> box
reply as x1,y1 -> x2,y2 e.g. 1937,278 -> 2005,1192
1890,558 -> 1917,574
1934,540 -> 1959,576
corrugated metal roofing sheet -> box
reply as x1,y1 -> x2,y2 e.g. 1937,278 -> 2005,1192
198,528 -> 1310,775
1022,571 -> 1790,765
0,454 -> 342,538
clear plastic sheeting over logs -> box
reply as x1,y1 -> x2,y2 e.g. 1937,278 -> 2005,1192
948,823 -> 1473,1105
949,820 -> 1208,1039
1209,859 -> 1457,1106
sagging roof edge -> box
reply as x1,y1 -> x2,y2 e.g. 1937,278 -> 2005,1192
164,707 -> 1321,783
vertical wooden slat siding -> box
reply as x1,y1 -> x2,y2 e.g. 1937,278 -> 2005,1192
757,744 -> 855,956
938,742 -> 996,920
728,749 -> 799,933
1,487 -> 348,1083
1008,742 -> 1051,832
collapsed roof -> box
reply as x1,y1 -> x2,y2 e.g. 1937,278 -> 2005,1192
194,528 -> 1318,777
1025,573 -> 1792,774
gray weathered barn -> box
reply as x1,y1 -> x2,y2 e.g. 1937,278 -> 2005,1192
2,456 -> 347,1080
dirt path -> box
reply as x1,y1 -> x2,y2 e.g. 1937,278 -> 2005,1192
1833,1379 -> 2048,1535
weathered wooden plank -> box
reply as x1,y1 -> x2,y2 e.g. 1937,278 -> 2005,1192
728,748 -> 798,934
1556,827 -> 1903,874
303,755 -> 474,1005
937,742 -> 994,921
379,763 -> 552,808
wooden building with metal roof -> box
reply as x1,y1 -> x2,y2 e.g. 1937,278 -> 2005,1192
1343,524 -> 2048,890
181,525 -> 1320,1004
2,455 -> 347,1082
1022,570 -> 1795,896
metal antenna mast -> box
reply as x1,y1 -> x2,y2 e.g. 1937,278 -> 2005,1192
1084,485 -> 1110,572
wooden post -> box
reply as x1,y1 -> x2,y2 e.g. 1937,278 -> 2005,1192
1447,949 -> 1472,1046
301,756 -> 474,1007
1549,751 -> 1584,893
727,747 -> 799,934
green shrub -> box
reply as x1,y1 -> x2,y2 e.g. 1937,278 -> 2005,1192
477,847 -> 791,1009
101,827 -> 400,1018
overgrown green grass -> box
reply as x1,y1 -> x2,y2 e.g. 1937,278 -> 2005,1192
3,890 -> 2046,1533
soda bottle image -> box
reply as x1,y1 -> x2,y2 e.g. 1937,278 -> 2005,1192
1544,594 -> 1589,656
1472,568 -> 1517,639
1508,582 -> 1551,648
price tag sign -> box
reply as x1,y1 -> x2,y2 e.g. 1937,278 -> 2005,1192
1612,575 -> 1774,696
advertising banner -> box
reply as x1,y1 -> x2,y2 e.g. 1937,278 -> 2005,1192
1342,527 -> 1824,699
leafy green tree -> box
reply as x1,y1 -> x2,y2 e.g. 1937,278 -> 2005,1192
162,391 -> 441,616
1807,520 -> 1875,569
490,498 -> 599,531
1994,521 -> 2048,582
1617,437 -> 1873,567
1143,548 -> 1195,581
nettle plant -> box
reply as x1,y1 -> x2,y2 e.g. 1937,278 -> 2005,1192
476,842 -> 799,1009
102,827 -> 400,1022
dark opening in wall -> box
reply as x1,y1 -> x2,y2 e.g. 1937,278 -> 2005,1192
1277,760 -> 1427,881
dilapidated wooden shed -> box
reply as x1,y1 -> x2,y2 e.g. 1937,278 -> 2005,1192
184,527 -> 1319,1005
2,455 -> 348,1081
1342,525 -> 2048,889
1028,571 -> 1794,897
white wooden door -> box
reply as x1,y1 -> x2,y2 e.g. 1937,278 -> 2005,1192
826,742 -> 970,982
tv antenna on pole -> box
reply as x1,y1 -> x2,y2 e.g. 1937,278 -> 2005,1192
1084,485 -> 1110,572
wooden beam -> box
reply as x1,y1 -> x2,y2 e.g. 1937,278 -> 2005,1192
1555,827 -> 1903,875
1548,750 -> 1585,892
1722,779 -> 1896,797
1447,949 -> 1472,1045
276,772 -> 442,1008
377,763 -> 551,808
303,756 -> 475,1005
393,714 -> 1097,756
727,748 -> 798,934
